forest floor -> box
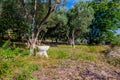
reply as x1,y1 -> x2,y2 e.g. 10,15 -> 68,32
33,45 -> 120,80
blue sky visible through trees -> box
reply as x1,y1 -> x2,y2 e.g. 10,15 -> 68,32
66,0 -> 91,9
66,0 -> 120,34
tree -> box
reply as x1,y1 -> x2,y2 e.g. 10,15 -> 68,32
44,8 -> 68,43
0,0 -> 28,40
0,0 -> 66,54
20,0 -> 65,54
88,0 -> 120,44
67,1 -> 94,48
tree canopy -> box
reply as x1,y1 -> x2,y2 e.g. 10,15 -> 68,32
0,0 -> 120,48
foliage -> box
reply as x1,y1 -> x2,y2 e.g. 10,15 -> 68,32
88,0 -> 120,44
0,0 -> 29,40
0,0 -> 119,45
66,1 -> 94,46
67,1 -> 94,36
44,8 -> 68,41
111,34 -> 120,46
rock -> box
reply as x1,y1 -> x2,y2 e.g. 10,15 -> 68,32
107,47 -> 120,59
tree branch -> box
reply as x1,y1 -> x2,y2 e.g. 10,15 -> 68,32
37,0 -> 54,31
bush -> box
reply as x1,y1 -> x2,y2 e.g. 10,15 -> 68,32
111,35 -> 120,46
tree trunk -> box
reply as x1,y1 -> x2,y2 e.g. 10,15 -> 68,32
68,29 -> 75,48
28,32 -> 38,55
30,42 -> 36,55
72,29 -> 75,48
29,0 -> 37,55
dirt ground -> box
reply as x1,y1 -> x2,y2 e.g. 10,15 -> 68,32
33,59 -> 120,80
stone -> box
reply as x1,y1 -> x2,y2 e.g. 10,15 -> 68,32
107,47 -> 120,59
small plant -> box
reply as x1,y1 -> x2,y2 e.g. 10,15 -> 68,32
2,40 -> 11,49
16,64 -> 39,80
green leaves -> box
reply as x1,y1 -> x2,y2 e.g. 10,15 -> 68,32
88,0 -> 120,44
68,1 -> 94,36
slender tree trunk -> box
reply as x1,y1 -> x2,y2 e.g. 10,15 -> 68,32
29,0 -> 37,55
29,40 -> 36,55
72,29 -> 75,48
68,29 -> 75,48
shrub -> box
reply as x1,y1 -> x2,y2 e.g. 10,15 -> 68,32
111,35 -> 120,46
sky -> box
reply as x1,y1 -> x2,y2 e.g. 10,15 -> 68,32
116,29 -> 120,34
66,0 -> 120,34
66,0 -> 92,9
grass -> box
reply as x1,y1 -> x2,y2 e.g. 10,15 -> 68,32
74,52 -> 97,61
0,44 -> 110,79
58,45 -> 109,53
48,48 -> 71,59
16,64 -> 39,80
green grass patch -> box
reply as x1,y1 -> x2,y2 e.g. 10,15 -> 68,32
48,48 -> 71,59
74,52 -> 97,61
